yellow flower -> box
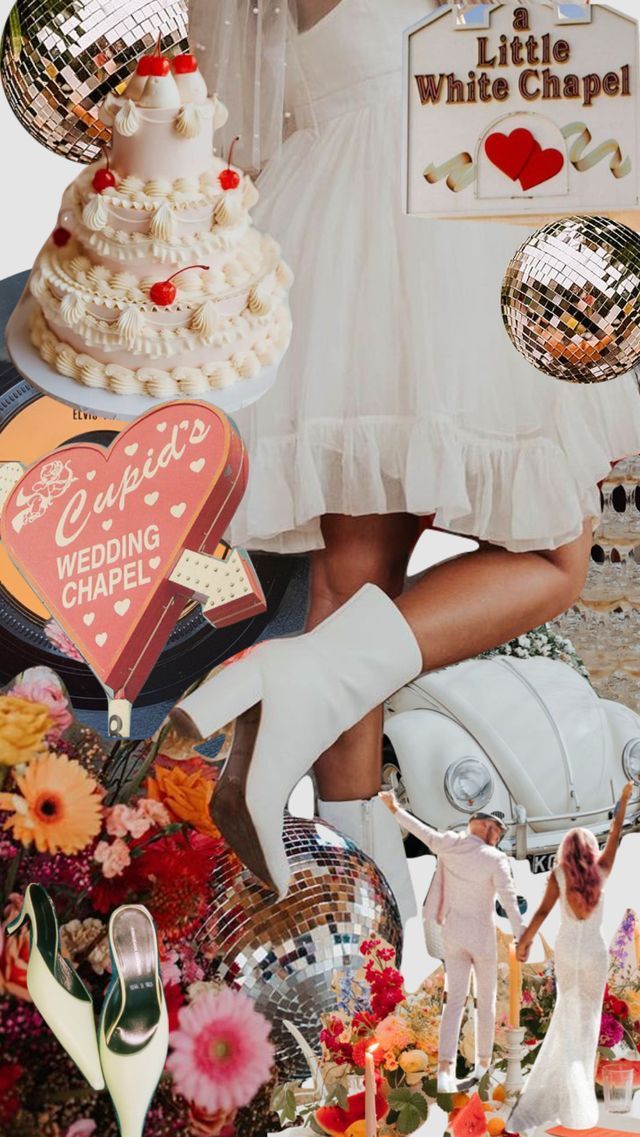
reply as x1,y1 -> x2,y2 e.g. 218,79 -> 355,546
146,764 -> 220,838
624,989 -> 640,1021
0,752 -> 102,853
0,695 -> 52,767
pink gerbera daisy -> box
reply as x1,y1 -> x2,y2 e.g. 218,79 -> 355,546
167,987 -> 274,1113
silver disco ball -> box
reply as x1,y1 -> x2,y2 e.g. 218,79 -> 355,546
1,0 -> 188,162
194,814 -> 403,1081
501,214 -> 640,383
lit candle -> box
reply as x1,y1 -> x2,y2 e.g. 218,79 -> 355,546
508,940 -> 522,1029
365,1044 -> 379,1137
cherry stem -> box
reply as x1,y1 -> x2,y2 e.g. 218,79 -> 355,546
155,32 -> 162,55
226,136 -> 240,170
100,143 -> 111,172
166,264 -> 210,283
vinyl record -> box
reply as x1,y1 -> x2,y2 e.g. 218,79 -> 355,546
0,356 -> 300,714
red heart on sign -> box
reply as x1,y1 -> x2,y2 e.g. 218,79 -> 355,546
519,141 -> 565,191
1,403 -> 247,703
484,128 -> 536,181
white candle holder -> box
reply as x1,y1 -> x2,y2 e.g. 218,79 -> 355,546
504,1027 -> 526,1099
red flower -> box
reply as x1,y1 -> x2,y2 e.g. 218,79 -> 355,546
0,1064 -> 23,1124
164,981 -> 186,1032
320,1017 -> 353,1065
603,985 -> 629,1020
351,1037 -> 386,1070
451,1093 -> 488,1137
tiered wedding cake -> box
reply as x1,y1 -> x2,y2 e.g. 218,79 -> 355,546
28,49 -> 293,399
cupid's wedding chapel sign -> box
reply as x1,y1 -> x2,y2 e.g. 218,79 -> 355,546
404,1 -> 639,218
0,403 -> 265,736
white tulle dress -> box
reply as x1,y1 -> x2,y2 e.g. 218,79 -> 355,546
229,0 -> 640,555
509,865 -> 608,1132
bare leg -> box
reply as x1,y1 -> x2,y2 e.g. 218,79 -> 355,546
396,521 -> 592,670
308,513 -> 420,801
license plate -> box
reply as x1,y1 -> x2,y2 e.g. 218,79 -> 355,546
528,852 -> 556,874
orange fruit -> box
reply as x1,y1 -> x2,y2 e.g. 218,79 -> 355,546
492,1085 -> 507,1103
487,1118 -> 506,1135
482,1102 -> 494,1112
452,1092 -> 470,1110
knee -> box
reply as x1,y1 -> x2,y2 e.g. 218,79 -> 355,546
540,521 -> 591,618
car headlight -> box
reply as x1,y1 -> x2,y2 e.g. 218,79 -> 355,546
444,758 -> 494,813
622,739 -> 640,785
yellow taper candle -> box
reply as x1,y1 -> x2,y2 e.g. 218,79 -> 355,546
365,1044 -> 379,1137
508,940 -> 522,1029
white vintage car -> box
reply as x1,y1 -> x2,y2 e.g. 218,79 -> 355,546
383,656 -> 640,873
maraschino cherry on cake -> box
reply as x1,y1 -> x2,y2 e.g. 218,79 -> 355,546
28,45 -> 293,400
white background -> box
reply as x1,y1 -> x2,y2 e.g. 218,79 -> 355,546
1,2 -> 640,1133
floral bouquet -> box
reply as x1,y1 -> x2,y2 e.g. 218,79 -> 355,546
595,928 -> 640,1091
273,937 -> 442,1135
0,666 -> 278,1137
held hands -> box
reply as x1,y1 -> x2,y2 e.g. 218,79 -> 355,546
378,789 -> 399,814
516,937 -> 532,963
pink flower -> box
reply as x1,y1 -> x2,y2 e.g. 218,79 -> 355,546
44,621 -> 85,664
600,1012 -> 625,1049
138,798 -> 172,828
105,800 -> 171,839
167,987 -> 274,1113
11,667 -> 72,735
64,1122 -> 96,1137
94,838 -> 131,878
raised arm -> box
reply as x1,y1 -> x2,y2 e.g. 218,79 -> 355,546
516,872 -> 559,962
378,790 -> 460,854
599,781 -> 634,875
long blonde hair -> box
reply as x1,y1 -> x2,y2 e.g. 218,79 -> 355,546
557,827 -> 602,914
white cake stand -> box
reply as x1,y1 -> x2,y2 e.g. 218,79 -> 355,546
6,292 -> 281,421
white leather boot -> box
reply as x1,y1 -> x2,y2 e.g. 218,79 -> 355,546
317,797 -> 417,925
171,584 -> 423,897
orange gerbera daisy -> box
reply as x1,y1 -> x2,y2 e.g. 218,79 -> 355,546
0,752 -> 102,854
0,695 -> 52,767
147,763 -> 220,839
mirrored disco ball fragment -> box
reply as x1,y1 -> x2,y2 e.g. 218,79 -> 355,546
195,815 -> 403,1081
1,0 -> 188,162
501,215 -> 640,383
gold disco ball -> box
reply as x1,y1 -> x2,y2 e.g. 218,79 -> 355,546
0,0 -> 188,163
501,214 -> 640,383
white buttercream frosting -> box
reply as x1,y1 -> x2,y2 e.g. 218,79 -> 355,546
150,201 -> 176,242
82,195 -> 109,231
117,306 -> 146,349
114,100 -> 141,137
175,103 -> 202,139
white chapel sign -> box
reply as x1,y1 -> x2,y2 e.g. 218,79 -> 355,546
403,2 -> 639,218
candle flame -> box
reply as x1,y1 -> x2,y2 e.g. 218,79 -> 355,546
367,1043 -> 380,1054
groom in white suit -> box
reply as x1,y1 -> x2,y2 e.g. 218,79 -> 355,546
379,792 -> 525,1095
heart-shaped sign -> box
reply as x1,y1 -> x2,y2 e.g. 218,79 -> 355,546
518,141 -> 565,191
484,128 -> 536,182
1,403 -> 247,705
485,127 -> 564,191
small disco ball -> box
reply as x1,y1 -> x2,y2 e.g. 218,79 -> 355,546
501,214 -> 640,383
1,0 -> 188,163
194,814 -> 403,1081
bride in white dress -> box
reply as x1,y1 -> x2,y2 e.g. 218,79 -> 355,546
178,2 -> 640,914
508,782 -> 634,1133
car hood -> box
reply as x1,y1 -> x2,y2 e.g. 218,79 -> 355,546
404,656 -> 614,821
